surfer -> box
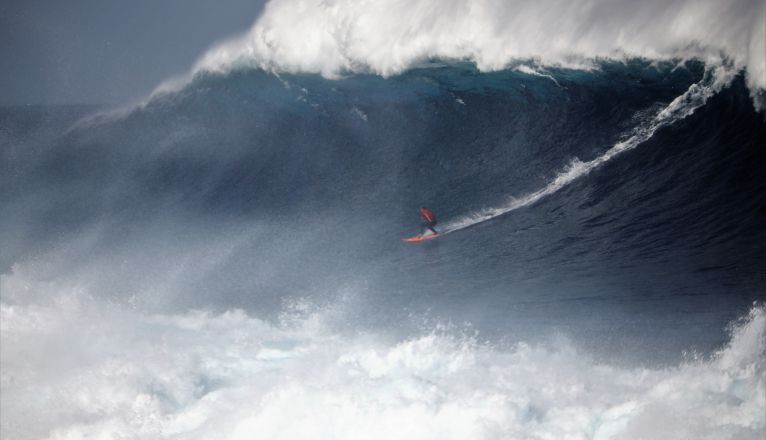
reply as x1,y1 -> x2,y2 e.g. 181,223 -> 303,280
420,207 -> 438,235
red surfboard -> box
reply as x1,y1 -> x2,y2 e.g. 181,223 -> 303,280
402,233 -> 440,243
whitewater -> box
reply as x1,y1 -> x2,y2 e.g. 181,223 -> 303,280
160,0 -> 766,108
1,283 -> 764,439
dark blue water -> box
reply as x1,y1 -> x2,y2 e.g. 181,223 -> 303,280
2,61 -> 764,362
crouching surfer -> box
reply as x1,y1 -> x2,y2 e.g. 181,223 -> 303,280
420,207 -> 438,235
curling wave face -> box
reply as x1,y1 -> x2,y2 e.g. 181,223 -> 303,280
441,65 -> 737,233
2,60 -> 765,335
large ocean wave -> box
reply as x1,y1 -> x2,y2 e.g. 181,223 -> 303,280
1,15 -> 765,437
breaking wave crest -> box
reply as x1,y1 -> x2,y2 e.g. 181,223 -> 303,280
158,0 -> 766,107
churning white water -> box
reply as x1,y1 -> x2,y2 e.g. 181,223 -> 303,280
2,273 -> 764,440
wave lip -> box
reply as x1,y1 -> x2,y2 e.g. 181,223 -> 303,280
171,0 -> 766,105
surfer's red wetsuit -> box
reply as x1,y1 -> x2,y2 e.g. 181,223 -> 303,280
420,207 -> 437,234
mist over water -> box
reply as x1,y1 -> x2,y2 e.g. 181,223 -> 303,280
2,9 -> 766,437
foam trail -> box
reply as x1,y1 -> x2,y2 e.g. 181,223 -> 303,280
515,65 -> 564,89
440,66 -> 735,234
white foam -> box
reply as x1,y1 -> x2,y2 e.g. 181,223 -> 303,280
440,65 -> 735,234
1,273 -> 764,439
515,64 -> 564,88
165,0 -> 765,105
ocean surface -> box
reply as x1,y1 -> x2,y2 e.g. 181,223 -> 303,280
2,5 -> 766,437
